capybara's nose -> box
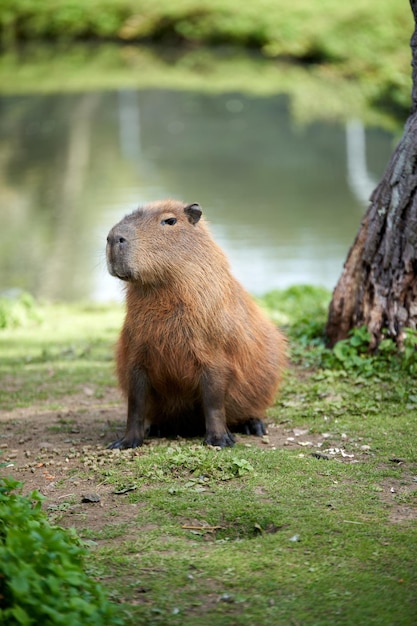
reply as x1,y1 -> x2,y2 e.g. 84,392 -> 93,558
107,231 -> 128,247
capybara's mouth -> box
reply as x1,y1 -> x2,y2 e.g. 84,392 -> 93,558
112,268 -> 133,281
107,259 -> 133,281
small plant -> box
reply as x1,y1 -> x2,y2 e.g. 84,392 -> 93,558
322,326 -> 375,375
320,326 -> 417,377
166,447 -> 254,480
0,477 -> 124,626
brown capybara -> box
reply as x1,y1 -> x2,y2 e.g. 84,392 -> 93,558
106,199 -> 286,448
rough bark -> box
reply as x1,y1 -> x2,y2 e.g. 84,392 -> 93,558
326,0 -> 417,348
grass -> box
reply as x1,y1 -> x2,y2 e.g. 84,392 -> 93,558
1,288 -> 417,624
85,433 -> 417,624
0,297 -> 123,410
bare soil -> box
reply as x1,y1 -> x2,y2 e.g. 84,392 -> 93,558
1,392 -> 416,532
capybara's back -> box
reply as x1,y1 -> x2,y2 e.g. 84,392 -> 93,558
106,199 -> 286,448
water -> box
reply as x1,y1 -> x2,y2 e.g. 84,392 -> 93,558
0,88 -> 396,301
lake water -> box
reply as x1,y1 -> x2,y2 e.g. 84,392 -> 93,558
0,88 -> 398,301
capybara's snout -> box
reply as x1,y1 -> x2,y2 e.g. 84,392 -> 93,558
106,222 -> 133,281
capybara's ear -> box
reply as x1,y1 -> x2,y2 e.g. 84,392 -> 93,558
184,203 -> 202,225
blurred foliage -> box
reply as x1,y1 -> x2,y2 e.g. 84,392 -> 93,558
0,42 -> 407,128
0,0 -> 412,118
0,292 -> 43,329
260,284 -> 331,338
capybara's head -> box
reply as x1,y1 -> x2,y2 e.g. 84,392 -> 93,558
106,199 -> 203,285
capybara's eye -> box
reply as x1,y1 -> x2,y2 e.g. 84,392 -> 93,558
161,217 -> 177,226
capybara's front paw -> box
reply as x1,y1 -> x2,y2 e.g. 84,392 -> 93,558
204,431 -> 235,448
107,436 -> 143,450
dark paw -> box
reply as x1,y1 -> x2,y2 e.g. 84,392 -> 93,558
204,431 -> 235,448
147,424 -> 164,438
107,436 -> 143,450
243,418 -> 267,437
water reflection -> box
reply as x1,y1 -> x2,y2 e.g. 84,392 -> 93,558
345,119 -> 379,206
0,89 -> 395,301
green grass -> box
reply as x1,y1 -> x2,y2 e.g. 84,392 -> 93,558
1,288 -> 417,625
84,435 -> 417,624
0,299 -> 123,410
0,0 -> 412,126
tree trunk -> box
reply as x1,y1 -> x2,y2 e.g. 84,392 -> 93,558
326,0 -> 417,348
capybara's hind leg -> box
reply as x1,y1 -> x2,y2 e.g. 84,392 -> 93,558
241,417 -> 267,436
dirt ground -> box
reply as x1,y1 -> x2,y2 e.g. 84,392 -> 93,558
1,391 -> 416,530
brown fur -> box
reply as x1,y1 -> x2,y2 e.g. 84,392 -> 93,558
106,199 -> 286,448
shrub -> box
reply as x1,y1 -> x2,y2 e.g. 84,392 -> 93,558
0,476 -> 124,626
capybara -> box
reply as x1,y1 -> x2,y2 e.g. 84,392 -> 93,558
106,199 -> 286,448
